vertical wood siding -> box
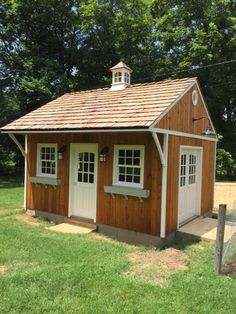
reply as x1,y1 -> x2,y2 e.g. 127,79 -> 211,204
26,132 -> 162,235
155,84 -> 213,135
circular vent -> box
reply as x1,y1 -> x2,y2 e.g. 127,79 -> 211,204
192,90 -> 198,106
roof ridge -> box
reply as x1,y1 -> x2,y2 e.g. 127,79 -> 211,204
65,77 -> 197,95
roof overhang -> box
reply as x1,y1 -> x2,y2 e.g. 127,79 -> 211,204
1,126 -> 217,142
0,127 -> 149,134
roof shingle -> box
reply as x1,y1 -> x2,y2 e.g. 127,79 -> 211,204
1,77 -> 196,131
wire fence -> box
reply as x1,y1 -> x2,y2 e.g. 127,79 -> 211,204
221,202 -> 236,275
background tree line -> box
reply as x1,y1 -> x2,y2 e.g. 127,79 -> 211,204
0,0 -> 235,180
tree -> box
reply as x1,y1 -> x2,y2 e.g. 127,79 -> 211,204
151,0 -> 236,159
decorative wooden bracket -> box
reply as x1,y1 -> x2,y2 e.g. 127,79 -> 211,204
8,133 -> 26,158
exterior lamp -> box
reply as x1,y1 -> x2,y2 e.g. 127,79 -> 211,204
192,116 -> 216,137
99,146 -> 109,162
58,145 -> 66,160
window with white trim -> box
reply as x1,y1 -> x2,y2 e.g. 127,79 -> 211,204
114,72 -> 122,83
124,72 -> 130,83
37,144 -> 57,177
113,145 -> 144,188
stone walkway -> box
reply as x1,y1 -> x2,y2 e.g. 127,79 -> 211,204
49,223 -> 95,234
178,217 -> 236,243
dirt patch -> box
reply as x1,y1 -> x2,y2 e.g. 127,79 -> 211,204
0,265 -> 7,274
88,232 -> 119,244
126,248 -> 188,286
15,213 -> 44,226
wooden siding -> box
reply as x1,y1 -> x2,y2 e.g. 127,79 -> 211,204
26,131 -> 215,237
26,132 -> 162,236
155,85 -> 214,135
165,136 -> 216,234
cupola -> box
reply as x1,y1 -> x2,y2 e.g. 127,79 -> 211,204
110,61 -> 132,91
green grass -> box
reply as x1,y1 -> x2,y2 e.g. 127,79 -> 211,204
0,177 -> 24,210
0,180 -> 236,313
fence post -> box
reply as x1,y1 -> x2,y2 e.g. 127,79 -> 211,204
214,204 -> 227,274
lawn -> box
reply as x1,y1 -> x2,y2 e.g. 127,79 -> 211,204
0,177 -> 24,210
0,179 -> 236,313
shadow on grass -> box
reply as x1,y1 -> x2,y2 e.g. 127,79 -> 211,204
0,176 -> 24,189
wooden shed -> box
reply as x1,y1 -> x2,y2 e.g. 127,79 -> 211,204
1,62 -> 217,246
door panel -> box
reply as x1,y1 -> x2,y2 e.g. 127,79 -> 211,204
178,148 -> 202,225
70,144 -> 98,221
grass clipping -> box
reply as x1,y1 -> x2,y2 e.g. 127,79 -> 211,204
126,248 -> 188,286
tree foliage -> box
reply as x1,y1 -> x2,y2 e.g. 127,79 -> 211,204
0,0 -> 235,180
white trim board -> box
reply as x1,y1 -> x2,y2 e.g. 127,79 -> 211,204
24,134 -> 27,209
150,127 -> 217,142
4,127 -> 217,142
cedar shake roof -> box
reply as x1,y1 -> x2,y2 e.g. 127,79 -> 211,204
110,61 -> 132,72
1,77 -> 197,132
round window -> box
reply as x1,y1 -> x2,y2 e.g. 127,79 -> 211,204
192,90 -> 198,106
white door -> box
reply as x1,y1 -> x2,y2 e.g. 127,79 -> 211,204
178,147 -> 202,226
69,143 -> 98,221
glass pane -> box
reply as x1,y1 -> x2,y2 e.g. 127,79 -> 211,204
90,154 -> 94,162
89,163 -> 94,173
84,152 -> 89,161
134,176 -> 140,183
133,158 -> 140,166
126,167 -> 133,175
89,174 -> 94,183
134,168 -> 140,175
118,157 -> 125,165
119,175 -> 125,181
134,150 -> 140,158
83,173 -> 88,182
126,158 -> 132,165
126,150 -> 132,157
119,167 -> 125,174
84,163 -> 88,172
126,175 -> 132,182
78,173 -> 82,182
119,150 -> 125,157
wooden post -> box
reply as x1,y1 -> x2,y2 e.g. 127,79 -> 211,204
214,204 -> 227,274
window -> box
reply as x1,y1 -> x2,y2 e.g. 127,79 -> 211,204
124,72 -> 130,83
114,72 -> 122,83
188,154 -> 197,185
180,154 -> 187,187
77,152 -> 95,184
113,145 -> 144,188
37,144 -> 57,177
